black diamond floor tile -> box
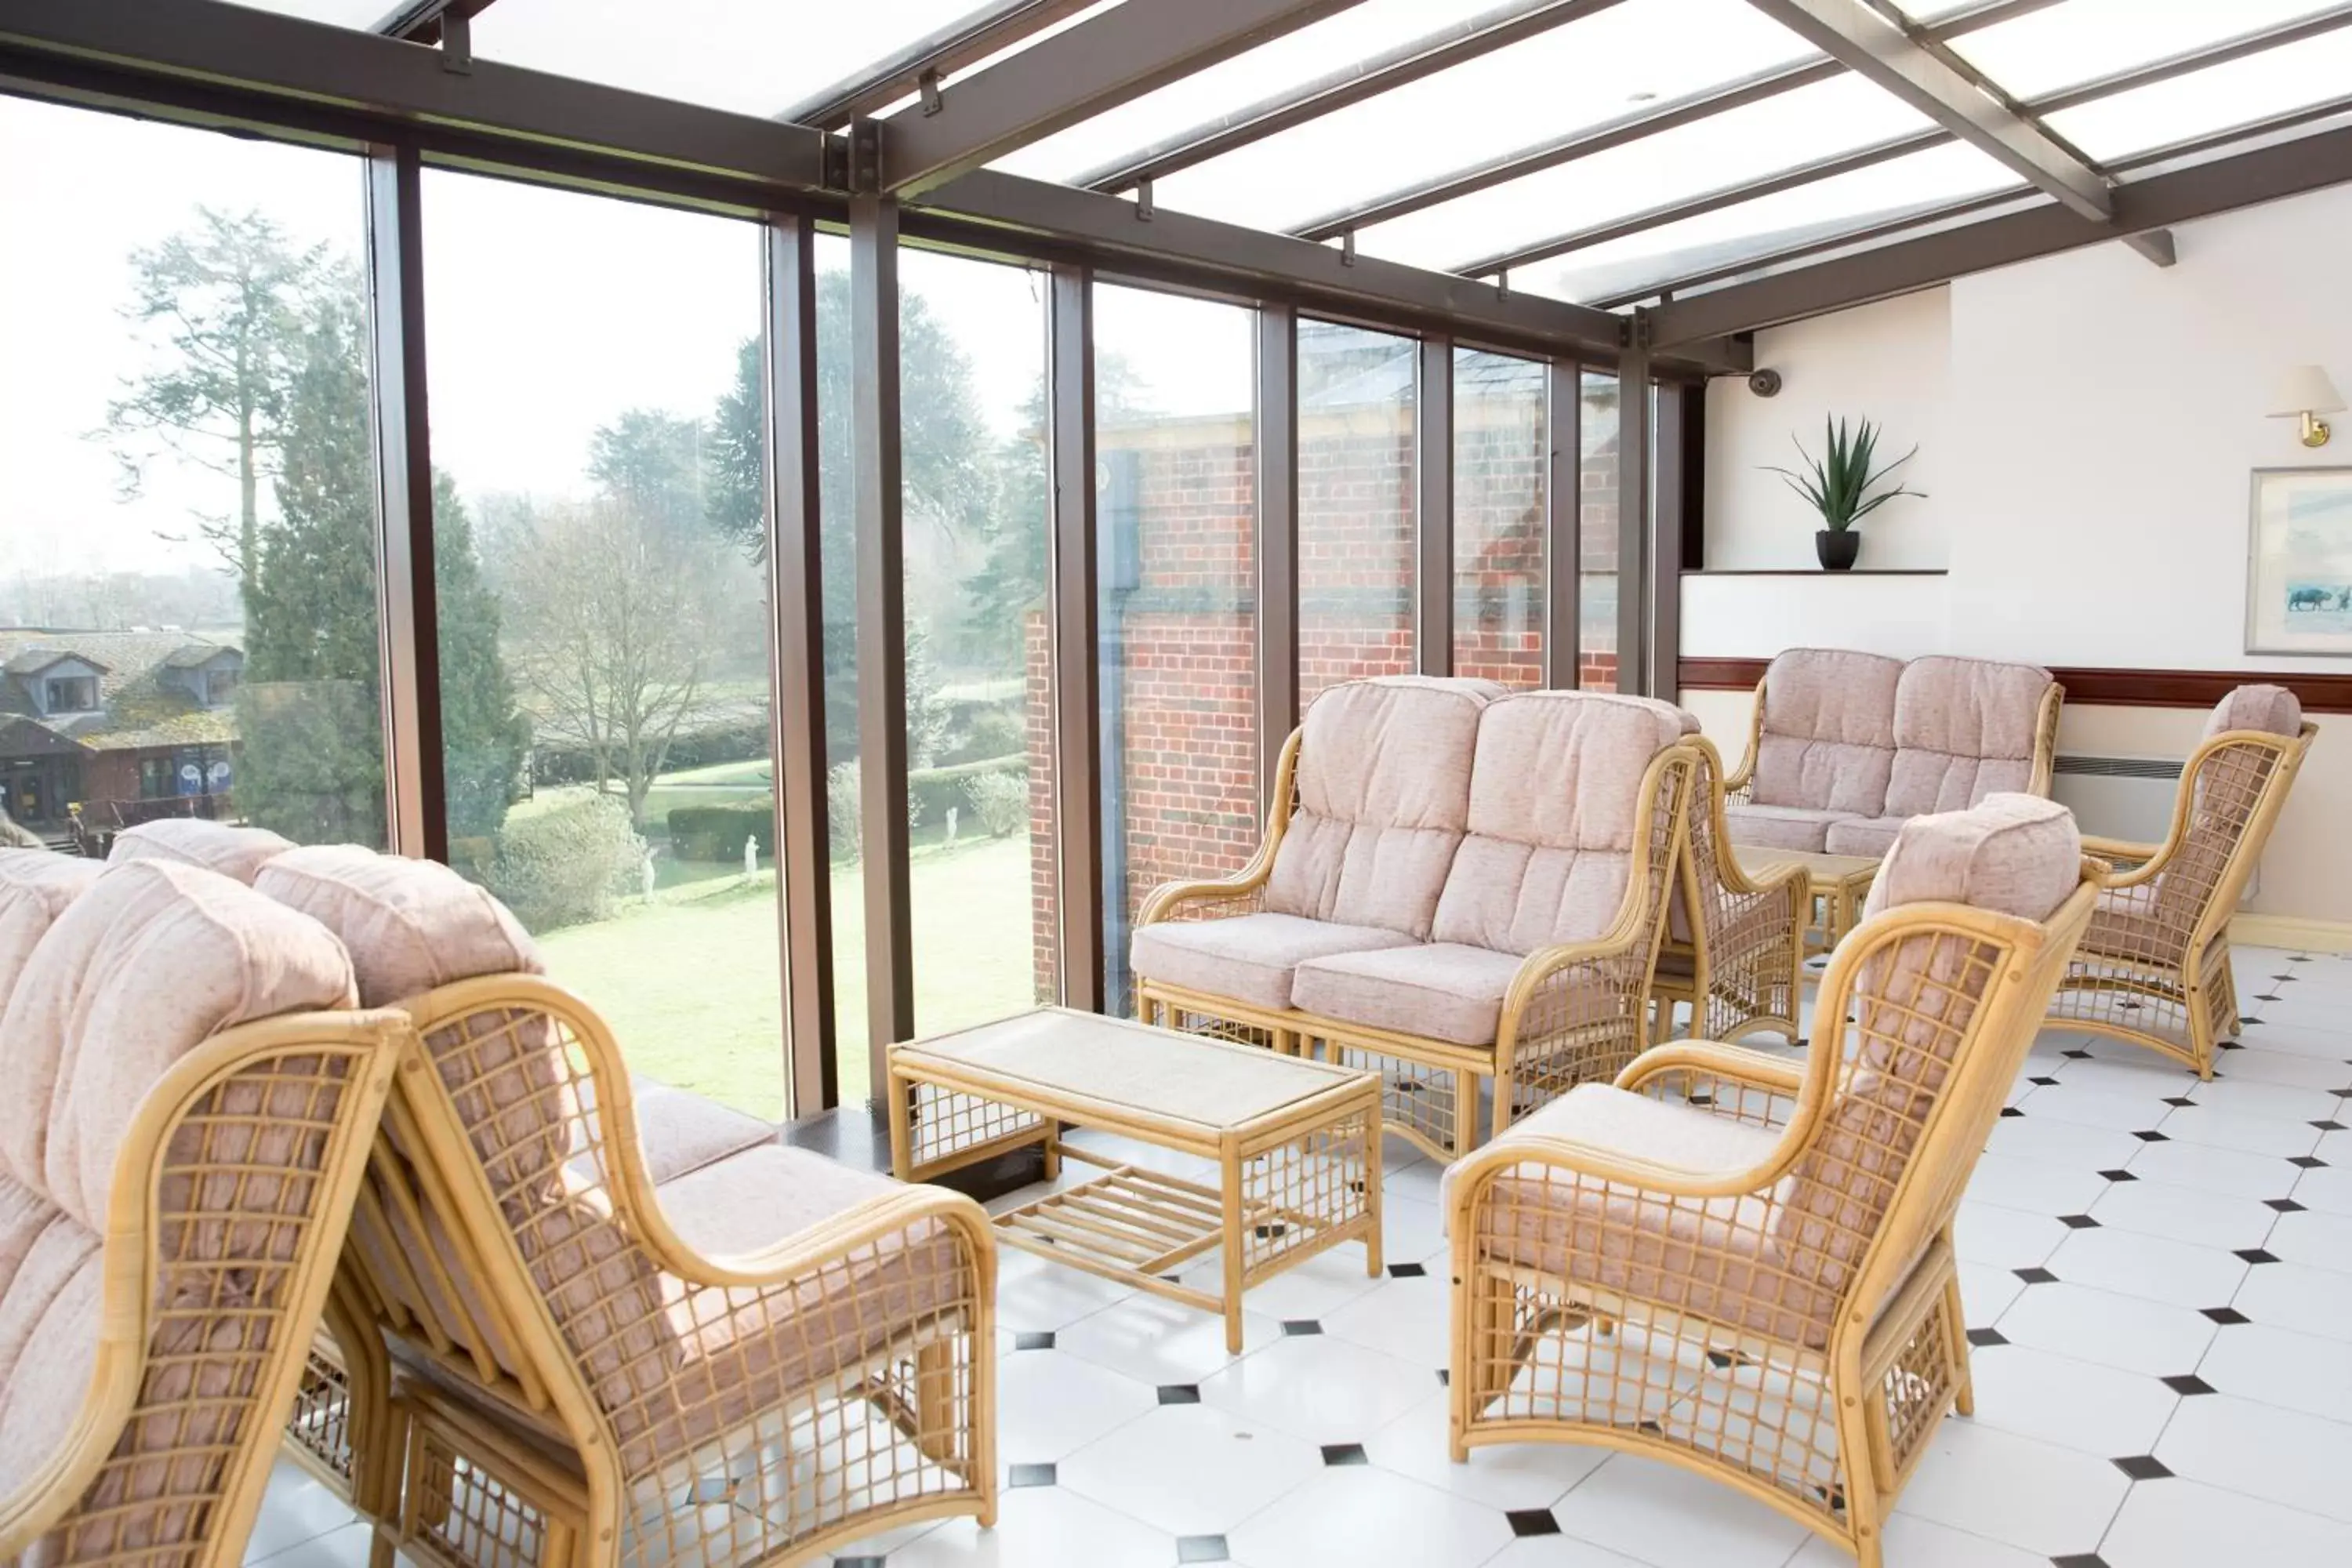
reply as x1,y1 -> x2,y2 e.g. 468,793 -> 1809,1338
2162,1374 -> 2216,1396
1177,1535 -> 1230,1564
1319,1443 -> 1368,1467
1505,1509 -> 1563,1537
2030,1075 -> 2060,1087
2050,1555 -> 2109,1568
2015,1267 -> 2060,1285
2059,1214 -> 2101,1229
2112,1454 -> 2173,1481
833,1558 -> 887,1568
1158,1385 -> 1201,1406
1013,1331 -> 1056,1352
2267,1198 -> 2307,1213
1283,1319 -> 1323,1337
1388,1261 -> 1428,1279
2288,1155 -> 2329,1169
2063,1048 -> 2094,1060
2134,1130 -> 2170,1142
2000,1106 -> 2027,1118
1007,1464 -> 1057,1488
2098,1169 -> 2139,1182
2234,1248 -> 2281,1265
1966,1327 -> 2008,1348
2162,1096 -> 2198,1108
2201,1307 -> 2249,1325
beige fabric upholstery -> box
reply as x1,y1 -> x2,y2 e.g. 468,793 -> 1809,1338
1439,1080 -> 1782,1214
108,817 -> 294,884
1290,942 -> 1526,1047
258,844 -> 543,1004
0,851 -> 101,1004
1264,677 -> 1501,938
617,1078 -> 777,1185
2204,683 -> 2302,739
1821,817 -> 1906,858
1722,802 -> 1856,854
1857,793 -> 2079,924
1748,649 -> 1901,816
1429,693 -> 1682,954
1882,656 -> 2052,818
1131,912 -> 1415,1012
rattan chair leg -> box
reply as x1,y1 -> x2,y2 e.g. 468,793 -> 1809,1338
1453,1068 -> 1481,1161
910,1338 -> 964,1467
1940,1250 -> 1975,1419
2184,971 -> 2221,1080
1831,1350 -> 1881,1568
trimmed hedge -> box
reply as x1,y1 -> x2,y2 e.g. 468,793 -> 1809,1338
666,753 -> 1029,863
669,798 -> 775,862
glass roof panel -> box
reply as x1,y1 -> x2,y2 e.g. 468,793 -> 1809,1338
2043,27 -> 2352,162
1950,0 -> 2346,102
1147,0 -> 1817,235
1519,140 -> 2016,304
227,0 -> 394,25
472,0 -> 1008,118
996,0 -> 1594,184
1349,72 -> 1937,274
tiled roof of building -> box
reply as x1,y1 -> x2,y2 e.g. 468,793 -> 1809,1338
0,629 -> 242,752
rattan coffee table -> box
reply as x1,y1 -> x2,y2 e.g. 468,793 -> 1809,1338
1733,844 -> 1881,961
887,1007 -> 1382,1352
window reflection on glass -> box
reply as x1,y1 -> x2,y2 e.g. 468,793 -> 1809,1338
1299,320 -> 1417,707
421,169 -> 782,1116
1093,284 -> 1259,1015
1453,350 -> 1548,691
1580,370 -> 1621,693
0,96 -> 384,853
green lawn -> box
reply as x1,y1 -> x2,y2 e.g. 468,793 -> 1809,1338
533,832 -> 1042,1118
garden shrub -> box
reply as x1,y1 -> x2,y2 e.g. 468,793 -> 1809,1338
488,794 -> 645,931
668,799 -> 775,862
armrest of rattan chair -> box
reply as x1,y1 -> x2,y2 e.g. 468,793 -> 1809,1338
2078,833 -> 2161,871
1134,867 -> 1270,927
624,1175 -> 997,1296
1443,1120 -> 1805,1232
1617,1039 -> 1806,1097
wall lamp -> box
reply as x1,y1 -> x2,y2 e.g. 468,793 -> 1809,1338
2268,364 -> 2344,448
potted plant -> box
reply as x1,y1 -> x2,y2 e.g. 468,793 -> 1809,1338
1766,416 -> 1923,570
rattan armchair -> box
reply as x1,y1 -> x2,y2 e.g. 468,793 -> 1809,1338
2047,685 -> 2314,1077
1652,736 -> 1809,1045
1445,795 -> 2097,1568
1137,688 -> 1698,1162
256,849 -> 996,1568
0,854 -> 401,1568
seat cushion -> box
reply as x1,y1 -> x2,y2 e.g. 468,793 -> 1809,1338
1264,677 -> 1501,938
1821,816 -> 1907,858
1291,942 -> 1526,1047
1451,1083 -> 1833,1348
0,851 -> 101,1004
1750,649 -> 1901,815
1430,693 -> 1688,955
619,1077 -> 777,1185
1722,802 -> 1857,853
1882,655 -> 2053,818
1131,913 -> 1417,1013
108,818 -> 294,884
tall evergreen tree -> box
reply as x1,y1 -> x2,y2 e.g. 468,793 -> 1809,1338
434,472 -> 530,844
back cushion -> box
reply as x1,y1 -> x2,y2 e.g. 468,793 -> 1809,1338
1884,656 -> 2053,817
1265,677 -> 1501,938
1432,693 -> 1687,954
2204,683 -> 2301,740
111,818 -> 296,885
1751,648 -> 1902,815
0,858 -> 358,1229
0,851 -> 102,1004
258,846 -> 542,1007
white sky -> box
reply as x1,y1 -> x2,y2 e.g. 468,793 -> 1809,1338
8,0 -> 2343,580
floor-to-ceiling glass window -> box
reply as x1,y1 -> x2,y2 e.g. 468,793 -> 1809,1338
1094,285 -> 1258,1016
813,231 -> 866,1100
1579,369 -> 1621,692
0,97 -> 385,851
1298,320 -> 1416,706
420,171 -> 782,1116
1452,349 -> 1548,690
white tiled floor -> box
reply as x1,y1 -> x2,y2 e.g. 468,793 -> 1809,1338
245,947 -> 2352,1568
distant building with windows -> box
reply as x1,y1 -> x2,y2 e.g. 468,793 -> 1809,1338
0,630 -> 243,836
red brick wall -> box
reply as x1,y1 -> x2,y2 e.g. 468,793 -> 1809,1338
1300,417 -> 1414,706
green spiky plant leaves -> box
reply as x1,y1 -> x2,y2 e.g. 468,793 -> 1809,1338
1765,416 -> 1924,532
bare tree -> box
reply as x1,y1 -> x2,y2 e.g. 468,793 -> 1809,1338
504,494 -> 736,825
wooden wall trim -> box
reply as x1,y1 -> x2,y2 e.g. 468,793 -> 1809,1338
1677,657 -> 2352,714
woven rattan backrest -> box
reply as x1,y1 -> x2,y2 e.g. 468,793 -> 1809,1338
2147,724 -> 2313,947
1678,739 -> 1743,952
1779,875 -> 2096,1326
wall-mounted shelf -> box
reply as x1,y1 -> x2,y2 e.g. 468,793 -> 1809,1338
1680,568 -> 1950,577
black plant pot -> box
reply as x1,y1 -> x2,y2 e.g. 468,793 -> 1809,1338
1816,529 -> 1860,571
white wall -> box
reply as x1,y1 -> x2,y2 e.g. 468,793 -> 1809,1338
1692,182 -> 2352,931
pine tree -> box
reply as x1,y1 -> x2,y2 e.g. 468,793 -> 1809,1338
434,472 -> 529,845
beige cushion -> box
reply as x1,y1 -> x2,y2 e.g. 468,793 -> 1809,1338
1429,693 -> 1682,955
2204,683 -> 2301,740
0,851 -> 101,1004
1722,801 -> 1856,854
0,858 -> 358,1228
1290,942 -> 1526,1047
256,845 -> 542,1006
1264,677 -> 1501,938
1749,649 -> 1901,815
1131,913 -> 1415,1012
1882,656 -> 2052,818
1453,1083 -> 1832,1347
108,818 -> 294,884
1857,793 -> 2079,925
0,1224 -> 103,1501
1821,816 -> 1907,858
616,1077 -> 777,1185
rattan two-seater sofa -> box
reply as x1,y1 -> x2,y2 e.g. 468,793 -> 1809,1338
0,846 -> 400,1568
1722,649 -> 2062,856
1131,677 -> 1700,1162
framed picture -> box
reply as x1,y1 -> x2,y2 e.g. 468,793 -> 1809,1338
2246,466 -> 2352,655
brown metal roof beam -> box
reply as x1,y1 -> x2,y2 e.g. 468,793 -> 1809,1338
877,0 -> 1365,198
371,0 -> 497,46
1073,0 -> 1628,195
776,0 -> 1098,132
1648,115 -> 2352,346
1287,0 -> 2053,242
1740,0 -> 2109,219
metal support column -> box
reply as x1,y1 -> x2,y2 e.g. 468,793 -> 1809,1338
1542,357 -> 1582,689
1648,376 -> 1686,701
1255,304 -> 1300,808
1047,265 -> 1104,1014
764,213 -> 837,1116
1415,334 -> 1454,677
851,183 -> 913,1094
1615,318 -> 1653,695
363,143 -> 445,861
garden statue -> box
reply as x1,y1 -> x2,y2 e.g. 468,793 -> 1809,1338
743,834 -> 758,877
